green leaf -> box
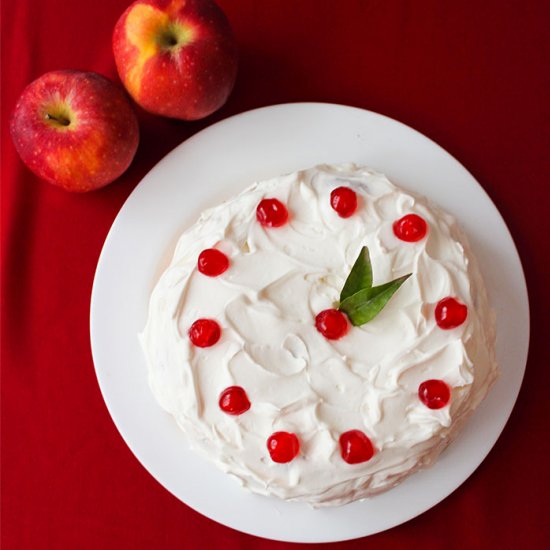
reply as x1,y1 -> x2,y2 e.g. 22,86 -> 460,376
340,246 -> 373,302
339,274 -> 412,326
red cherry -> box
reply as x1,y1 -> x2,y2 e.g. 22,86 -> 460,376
435,297 -> 468,329
418,379 -> 451,409
188,319 -> 221,347
267,431 -> 300,463
256,198 -> 288,227
315,309 -> 349,340
339,430 -> 375,464
393,214 -> 428,242
330,186 -> 358,218
198,248 -> 229,276
219,386 -> 251,415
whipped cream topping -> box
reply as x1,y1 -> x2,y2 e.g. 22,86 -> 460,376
140,164 -> 498,506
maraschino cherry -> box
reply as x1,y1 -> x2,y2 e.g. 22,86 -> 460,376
339,430 -> 375,464
330,187 -> 358,218
418,379 -> 451,409
198,248 -> 229,276
219,386 -> 251,415
267,432 -> 300,463
256,198 -> 288,227
315,309 -> 349,340
188,319 -> 221,347
435,297 -> 468,329
393,214 -> 428,242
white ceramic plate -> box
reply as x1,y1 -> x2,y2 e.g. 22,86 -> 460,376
90,103 -> 529,543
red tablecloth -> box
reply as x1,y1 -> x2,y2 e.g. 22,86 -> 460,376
2,1 -> 549,548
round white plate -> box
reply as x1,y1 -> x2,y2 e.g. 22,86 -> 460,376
90,103 -> 529,543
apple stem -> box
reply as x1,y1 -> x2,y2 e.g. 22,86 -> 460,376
159,31 -> 179,50
45,113 -> 71,126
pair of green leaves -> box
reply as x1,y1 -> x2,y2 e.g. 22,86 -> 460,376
338,246 -> 412,326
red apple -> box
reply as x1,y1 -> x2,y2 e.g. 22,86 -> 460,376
10,70 -> 139,193
113,0 -> 238,121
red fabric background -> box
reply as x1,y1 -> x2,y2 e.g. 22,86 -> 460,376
2,1 -> 549,548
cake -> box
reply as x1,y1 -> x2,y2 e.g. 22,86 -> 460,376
140,164 -> 498,507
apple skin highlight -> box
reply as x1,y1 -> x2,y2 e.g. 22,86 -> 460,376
113,0 -> 238,121
10,70 -> 139,193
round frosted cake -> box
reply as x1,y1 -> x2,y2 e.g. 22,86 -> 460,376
140,164 -> 498,507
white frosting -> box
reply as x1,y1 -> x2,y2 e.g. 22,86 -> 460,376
140,164 -> 498,506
